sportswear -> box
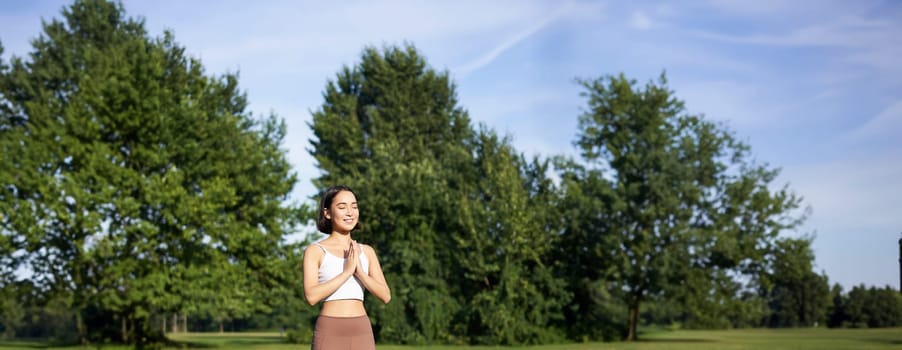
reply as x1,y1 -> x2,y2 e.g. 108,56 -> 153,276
312,242 -> 369,301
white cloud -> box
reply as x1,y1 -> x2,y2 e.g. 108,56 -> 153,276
675,80 -> 774,127
848,100 -> 902,141
705,0 -> 800,15
783,152 -> 902,233
454,2 -> 579,76
782,152 -> 902,287
127,0 -> 608,85
630,11 -> 653,30
704,0 -> 881,19
687,8 -> 902,83
845,44 -> 902,80
688,11 -> 893,48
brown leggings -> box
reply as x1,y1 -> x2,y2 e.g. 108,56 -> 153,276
311,315 -> 375,350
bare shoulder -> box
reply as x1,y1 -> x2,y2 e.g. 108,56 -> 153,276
359,243 -> 378,256
303,243 -> 324,259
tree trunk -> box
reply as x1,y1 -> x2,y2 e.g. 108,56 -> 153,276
171,313 -> 178,334
182,314 -> 188,333
627,303 -> 639,341
122,316 -> 128,343
219,321 -> 224,334
76,312 -> 88,345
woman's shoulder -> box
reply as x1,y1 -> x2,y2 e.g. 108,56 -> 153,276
303,241 -> 326,255
358,242 -> 377,255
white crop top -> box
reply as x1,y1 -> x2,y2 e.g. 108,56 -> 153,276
313,242 -> 369,301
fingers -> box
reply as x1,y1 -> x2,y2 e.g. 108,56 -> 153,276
344,240 -> 360,275
344,241 -> 356,258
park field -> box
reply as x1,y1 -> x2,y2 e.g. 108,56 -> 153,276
1,328 -> 900,350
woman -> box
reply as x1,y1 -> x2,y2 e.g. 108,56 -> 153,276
303,185 -> 391,350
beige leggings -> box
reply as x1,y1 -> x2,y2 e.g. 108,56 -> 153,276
311,315 -> 375,350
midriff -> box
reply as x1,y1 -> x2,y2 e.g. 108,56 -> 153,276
320,299 -> 367,317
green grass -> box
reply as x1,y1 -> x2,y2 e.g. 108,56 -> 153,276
1,328 -> 900,350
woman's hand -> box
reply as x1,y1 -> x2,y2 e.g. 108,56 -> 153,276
354,244 -> 392,304
354,245 -> 367,279
343,240 -> 358,275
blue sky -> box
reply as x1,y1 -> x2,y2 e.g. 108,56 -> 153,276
2,0 -> 900,290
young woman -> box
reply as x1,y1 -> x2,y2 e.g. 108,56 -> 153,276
303,185 -> 391,350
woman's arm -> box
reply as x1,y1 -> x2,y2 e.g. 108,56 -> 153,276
355,244 -> 391,304
302,243 -> 357,306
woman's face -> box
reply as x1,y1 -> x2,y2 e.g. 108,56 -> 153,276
326,190 -> 358,234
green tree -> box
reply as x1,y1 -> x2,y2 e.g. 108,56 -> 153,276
0,0 -> 300,346
765,237 -> 830,327
852,285 -> 902,328
572,73 -> 805,340
308,44 -> 569,345
872,286 -> 902,327
826,283 -> 846,328
553,157 -> 627,340
0,282 -> 26,339
308,44 -> 473,344
453,129 -> 569,344
843,284 -> 869,327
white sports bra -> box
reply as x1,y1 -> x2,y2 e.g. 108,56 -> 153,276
313,242 -> 369,301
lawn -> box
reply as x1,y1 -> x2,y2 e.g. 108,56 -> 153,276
1,328 -> 900,350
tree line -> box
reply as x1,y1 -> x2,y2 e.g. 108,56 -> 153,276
1,0 -> 899,347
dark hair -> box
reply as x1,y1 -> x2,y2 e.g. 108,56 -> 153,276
316,185 -> 361,234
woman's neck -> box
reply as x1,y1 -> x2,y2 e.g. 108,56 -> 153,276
328,232 -> 352,245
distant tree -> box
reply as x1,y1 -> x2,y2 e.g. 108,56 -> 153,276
453,129 -> 569,344
0,282 -> 26,339
672,272 -> 770,329
860,286 -> 902,327
843,285 -> 869,327
826,283 -> 846,328
554,157 -> 627,340
308,44 -> 474,344
827,284 -> 902,328
0,0 -> 300,346
308,44 -> 569,345
572,73 -> 805,340
765,237 -> 830,327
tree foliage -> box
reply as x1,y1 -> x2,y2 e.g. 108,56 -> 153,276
828,284 -> 902,328
568,73 -> 806,340
1,1 -> 867,345
0,0 -> 301,346
309,44 -> 472,344
453,129 -> 569,344
764,237 -> 830,327
307,44 -> 569,345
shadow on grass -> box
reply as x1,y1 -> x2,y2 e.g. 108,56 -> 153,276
0,337 -> 281,349
166,340 -> 219,349
634,329 -> 718,344
167,336 -> 286,348
0,340 -> 47,349
0,338 -> 81,349
863,338 -> 902,345
636,338 -> 717,343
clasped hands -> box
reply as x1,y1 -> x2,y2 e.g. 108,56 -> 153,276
342,240 -> 366,277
